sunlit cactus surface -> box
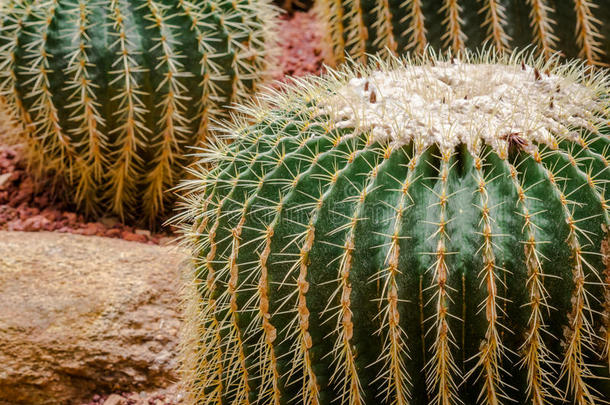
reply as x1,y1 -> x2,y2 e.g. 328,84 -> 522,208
0,0 -> 277,224
178,51 -> 610,405
316,0 -> 610,67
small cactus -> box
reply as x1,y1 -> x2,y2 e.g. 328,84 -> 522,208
178,51 -> 610,405
0,0 -> 277,225
316,0 -> 610,67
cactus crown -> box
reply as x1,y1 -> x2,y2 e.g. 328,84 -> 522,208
178,50 -> 610,405
318,56 -> 603,157
0,0 -> 278,225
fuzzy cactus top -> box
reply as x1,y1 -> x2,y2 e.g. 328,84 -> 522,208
319,59 -> 602,157
178,51 -> 610,405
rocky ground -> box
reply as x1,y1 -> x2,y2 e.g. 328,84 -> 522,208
0,232 -> 185,405
0,146 -> 172,244
0,11 -> 324,405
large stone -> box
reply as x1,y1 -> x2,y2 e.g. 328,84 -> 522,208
0,232 -> 185,404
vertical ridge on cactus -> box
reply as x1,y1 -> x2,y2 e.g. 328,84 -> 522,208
315,0 -> 610,66
527,0 -> 557,60
0,0 -> 277,225
176,50 -> 610,405
479,0 -> 509,52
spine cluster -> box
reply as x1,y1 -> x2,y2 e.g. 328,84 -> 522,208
0,0 -> 277,224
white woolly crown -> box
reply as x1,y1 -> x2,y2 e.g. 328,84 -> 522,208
201,50 -> 610,169
318,58 -> 606,158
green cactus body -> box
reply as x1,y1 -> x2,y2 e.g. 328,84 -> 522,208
179,52 -> 610,405
316,0 -> 610,67
0,0 -> 276,224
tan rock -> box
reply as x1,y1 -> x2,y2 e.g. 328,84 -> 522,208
103,394 -> 127,405
0,232 -> 186,404
0,172 -> 12,189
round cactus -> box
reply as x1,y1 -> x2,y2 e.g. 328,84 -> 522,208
0,0 -> 277,224
178,51 -> 610,405
316,0 -> 610,67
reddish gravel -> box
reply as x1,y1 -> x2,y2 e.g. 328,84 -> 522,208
275,10 -> 326,80
0,146 -> 172,244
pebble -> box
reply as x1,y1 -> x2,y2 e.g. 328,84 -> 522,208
274,11 -> 325,83
103,394 -> 127,405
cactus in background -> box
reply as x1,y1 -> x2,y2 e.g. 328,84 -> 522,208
177,51 -> 610,405
0,0 -> 277,225
316,0 -> 610,67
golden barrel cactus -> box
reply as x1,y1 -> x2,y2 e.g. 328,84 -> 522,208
0,0 -> 277,224
317,0 -> 610,66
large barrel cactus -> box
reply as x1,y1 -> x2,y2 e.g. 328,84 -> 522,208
0,0 -> 277,224
178,51 -> 610,405
316,0 -> 610,66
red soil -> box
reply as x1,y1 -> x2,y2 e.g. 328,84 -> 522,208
275,11 -> 326,80
0,146 -> 171,244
